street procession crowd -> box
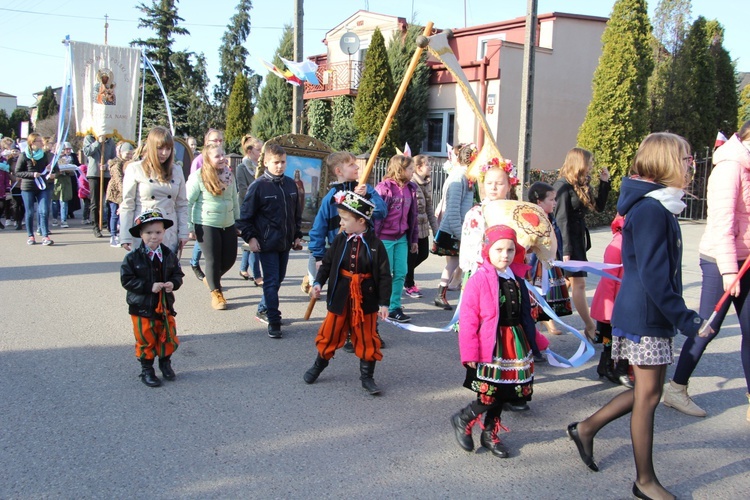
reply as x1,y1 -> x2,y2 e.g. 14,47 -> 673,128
2,121 -> 750,500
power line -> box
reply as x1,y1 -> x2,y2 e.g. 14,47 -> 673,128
0,7 -> 328,30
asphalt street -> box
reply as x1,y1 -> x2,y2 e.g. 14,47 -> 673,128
0,218 -> 748,499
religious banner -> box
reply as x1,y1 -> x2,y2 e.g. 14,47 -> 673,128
70,41 -> 141,141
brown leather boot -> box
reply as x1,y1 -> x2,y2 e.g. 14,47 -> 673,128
211,289 -> 227,310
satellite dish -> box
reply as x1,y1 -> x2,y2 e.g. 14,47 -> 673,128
340,32 -> 361,55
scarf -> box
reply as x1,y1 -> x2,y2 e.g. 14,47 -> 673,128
644,187 -> 686,215
24,147 -> 44,163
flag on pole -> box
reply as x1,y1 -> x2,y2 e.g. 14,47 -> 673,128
280,57 -> 320,85
70,41 -> 141,140
715,131 -> 728,149
281,68 -> 302,86
258,57 -> 287,80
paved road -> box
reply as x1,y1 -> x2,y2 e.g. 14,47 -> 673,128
1,219 -> 748,499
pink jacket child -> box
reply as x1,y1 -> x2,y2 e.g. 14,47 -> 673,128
78,164 -> 91,199
589,214 -> 631,387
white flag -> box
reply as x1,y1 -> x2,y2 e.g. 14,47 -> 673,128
70,41 -> 141,140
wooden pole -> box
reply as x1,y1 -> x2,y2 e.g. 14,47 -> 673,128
358,21 -> 433,185
517,0 -> 537,201
303,297 -> 317,320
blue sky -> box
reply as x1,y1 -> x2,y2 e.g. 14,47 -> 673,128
1,0 -> 747,107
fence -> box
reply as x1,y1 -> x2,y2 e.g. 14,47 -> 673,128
680,148 -> 711,221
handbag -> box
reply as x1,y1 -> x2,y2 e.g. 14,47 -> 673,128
531,260 -> 572,321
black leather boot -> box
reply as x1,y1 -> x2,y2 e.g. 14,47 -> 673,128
596,345 -> 618,384
303,355 -> 329,384
480,416 -> 510,458
450,404 -> 479,451
359,360 -> 381,395
614,359 -> 634,388
139,358 -> 162,387
158,355 -> 176,381
433,284 -> 452,310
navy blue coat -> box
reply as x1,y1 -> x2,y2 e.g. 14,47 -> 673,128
611,177 -> 703,339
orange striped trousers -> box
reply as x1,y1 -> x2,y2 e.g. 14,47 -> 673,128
315,306 -> 382,362
131,314 -> 179,360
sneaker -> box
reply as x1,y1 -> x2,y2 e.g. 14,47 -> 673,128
255,310 -> 269,325
662,380 -> 706,417
110,236 -> 119,248
93,227 -> 102,238
268,323 -> 282,339
191,264 -> 205,281
42,237 -> 54,246
404,285 -> 423,298
388,308 -> 411,323
27,236 -> 36,245
60,221 -> 69,228
52,219 -> 58,226
82,219 -> 90,225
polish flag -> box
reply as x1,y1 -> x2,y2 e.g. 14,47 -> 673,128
715,132 -> 728,149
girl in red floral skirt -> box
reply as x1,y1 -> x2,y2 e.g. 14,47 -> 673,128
450,225 -> 536,458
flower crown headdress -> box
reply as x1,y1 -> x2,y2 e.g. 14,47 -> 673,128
480,157 -> 519,186
333,190 -> 375,221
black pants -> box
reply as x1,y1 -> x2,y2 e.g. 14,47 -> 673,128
11,194 -> 25,226
87,177 -> 110,230
195,224 -> 238,291
405,236 -> 430,288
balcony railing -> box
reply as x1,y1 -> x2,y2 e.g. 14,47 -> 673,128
304,60 -> 365,97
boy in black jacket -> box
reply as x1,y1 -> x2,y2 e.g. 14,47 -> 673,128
237,143 -> 304,339
120,209 -> 184,387
303,191 -> 392,395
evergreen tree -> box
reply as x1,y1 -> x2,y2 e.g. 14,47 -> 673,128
353,27 -> 398,156
225,73 -> 254,148
36,87 -> 58,121
131,0 -> 189,131
706,21 -> 738,137
214,0 -> 256,126
306,98 -> 331,144
9,108 -> 31,138
739,84 -> 750,128
577,0 -> 653,190
252,25 -> 294,141
329,96 -> 357,152
676,16 -> 716,153
171,50 -> 217,138
0,110 -> 11,138
387,24 -> 430,154
647,0 -> 691,132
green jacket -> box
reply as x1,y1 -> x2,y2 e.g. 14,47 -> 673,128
186,170 -> 240,231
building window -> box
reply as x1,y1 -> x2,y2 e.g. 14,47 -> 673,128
477,34 -> 506,59
422,110 -> 455,155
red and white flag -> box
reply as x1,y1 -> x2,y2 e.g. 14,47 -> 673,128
715,131 -> 728,149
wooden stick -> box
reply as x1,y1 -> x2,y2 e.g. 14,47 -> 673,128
358,21 -> 434,185
304,297 -> 317,321
99,140 -> 105,230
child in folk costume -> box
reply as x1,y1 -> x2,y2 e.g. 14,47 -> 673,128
120,209 -> 184,387
304,191 -> 392,395
590,214 -> 633,388
451,225 -> 536,458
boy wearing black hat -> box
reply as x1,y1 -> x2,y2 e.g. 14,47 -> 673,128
304,191 -> 392,395
120,209 -> 184,387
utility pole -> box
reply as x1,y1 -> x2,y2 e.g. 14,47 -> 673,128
292,0 -> 304,134
517,0 -> 537,200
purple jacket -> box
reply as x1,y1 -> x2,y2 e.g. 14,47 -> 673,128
374,178 -> 418,244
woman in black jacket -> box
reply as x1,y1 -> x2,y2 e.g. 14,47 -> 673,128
14,133 -> 56,245
553,147 -> 610,341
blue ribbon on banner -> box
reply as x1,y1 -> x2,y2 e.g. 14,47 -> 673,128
142,53 -> 174,135
553,260 -> 622,282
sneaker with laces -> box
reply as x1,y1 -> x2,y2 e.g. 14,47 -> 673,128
60,221 -> 69,228
388,308 -> 411,323
52,219 -> 58,226
42,237 -> 54,246
662,379 -> 706,417
404,285 -> 423,298
268,323 -> 282,339
27,236 -> 36,245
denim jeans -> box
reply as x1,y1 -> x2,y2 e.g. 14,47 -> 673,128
257,250 -> 290,325
673,259 -> 750,391
51,200 -> 69,222
21,189 -> 51,237
108,202 -> 119,237
240,249 -> 262,278
190,242 -> 202,267
382,235 -> 408,312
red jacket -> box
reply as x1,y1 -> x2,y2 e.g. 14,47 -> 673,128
590,216 -> 624,324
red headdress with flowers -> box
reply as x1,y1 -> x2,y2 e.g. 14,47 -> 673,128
479,157 -> 519,186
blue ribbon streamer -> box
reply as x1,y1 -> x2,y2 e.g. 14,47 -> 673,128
142,54 -> 174,135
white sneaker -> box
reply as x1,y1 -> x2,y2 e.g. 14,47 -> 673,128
61,221 -> 69,228
52,219 -> 58,226
663,380 -> 706,417
110,236 -> 119,248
